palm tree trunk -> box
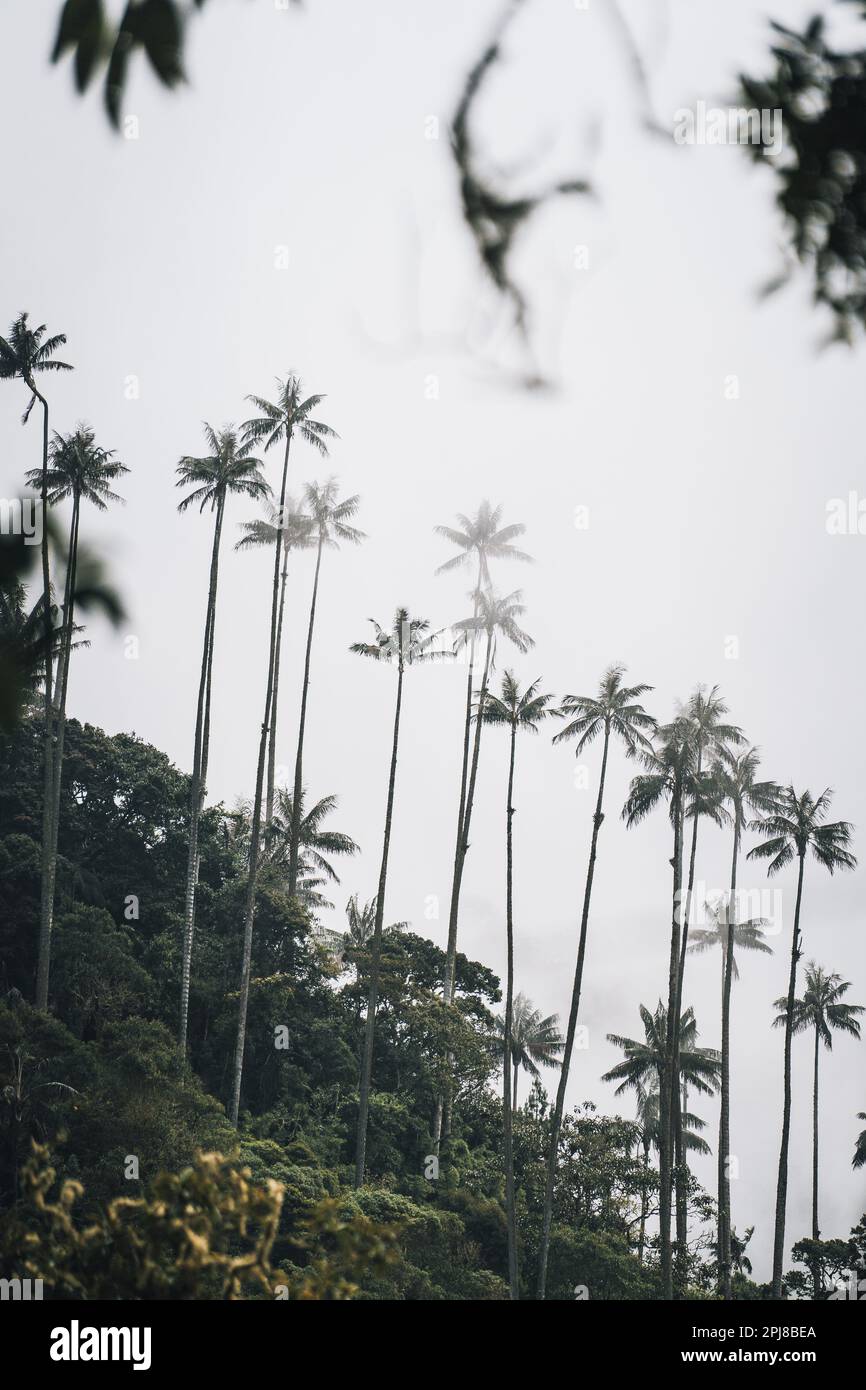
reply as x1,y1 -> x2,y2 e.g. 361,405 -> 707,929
229,434 -> 292,1126
265,547 -> 290,830
434,609 -> 490,1150
658,793 -> 684,1300
718,816 -> 739,1299
37,488 -> 80,1014
354,661 -> 404,1186
53,499 -> 77,709
672,1077 -> 686,1289
503,720 -> 519,1299
537,724 -> 610,1299
672,762 -> 701,1292
31,386 -> 55,1012
42,493 -> 80,966
442,613 -> 480,1006
288,534 -> 323,895
179,495 -> 224,1054
638,1142 -> 649,1264
772,850 -> 804,1297
811,1023 -> 820,1299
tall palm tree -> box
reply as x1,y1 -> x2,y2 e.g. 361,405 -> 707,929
25,425 -> 127,1011
441,591 -> 533,1004
677,688 -> 744,993
434,588 -> 533,1149
230,377 -> 337,1128
854,1114 -> 866,1170
672,690 -> 742,1274
604,1002 -> 721,1237
351,610 -> 444,1185
497,993 -> 564,1109
0,313 -> 72,1011
481,672 -> 554,1298
774,963 -> 863,1296
434,506 -> 529,1021
28,427 -> 128,716
235,498 -> 315,831
748,786 -> 857,1298
537,663 -> 655,1298
696,746 -> 779,1297
287,479 -> 364,895
621,715 -> 699,1299
174,427 -> 268,1055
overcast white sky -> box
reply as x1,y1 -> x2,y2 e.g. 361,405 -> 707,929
2,0 -> 865,1283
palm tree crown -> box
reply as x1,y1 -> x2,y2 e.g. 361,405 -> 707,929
175,425 -> 269,513
498,993 -> 564,1082
688,899 -> 773,978
684,685 -> 744,764
774,963 -> 864,1047
234,496 -> 315,555
27,425 -> 129,510
481,671 -> 554,733
604,1002 -> 721,1099
351,608 -> 445,671
270,788 -> 359,886
303,476 -> 365,550
453,587 -> 533,663
0,312 -> 72,419
435,500 -> 531,591
748,786 -> 857,877
240,375 -> 338,456
554,663 -> 655,757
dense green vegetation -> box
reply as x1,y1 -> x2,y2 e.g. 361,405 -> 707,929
0,710 -> 653,1299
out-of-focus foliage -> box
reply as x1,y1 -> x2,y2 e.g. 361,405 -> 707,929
0,1142 -> 399,1299
739,3 -> 866,342
50,0 -> 300,129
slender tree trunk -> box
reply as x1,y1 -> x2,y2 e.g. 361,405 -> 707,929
638,1142 -> 649,1264
811,1024 -> 820,1299
503,721 -> 519,1299
772,851 -> 804,1297
658,792 -> 683,1301
34,388 -> 54,1012
354,662 -> 404,1186
672,760 -> 701,1293
38,495 -> 80,1017
442,609 -> 481,1005
537,725 -> 610,1299
288,534 -> 323,895
179,495 -> 224,1054
672,1077 -> 686,1291
53,498 -> 77,708
229,434 -> 292,1126
265,549 -> 290,831
718,816 -> 739,1299
433,608 -> 490,1149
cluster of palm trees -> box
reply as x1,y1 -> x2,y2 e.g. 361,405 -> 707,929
4,314 -> 864,1301
0,312 -> 125,1019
